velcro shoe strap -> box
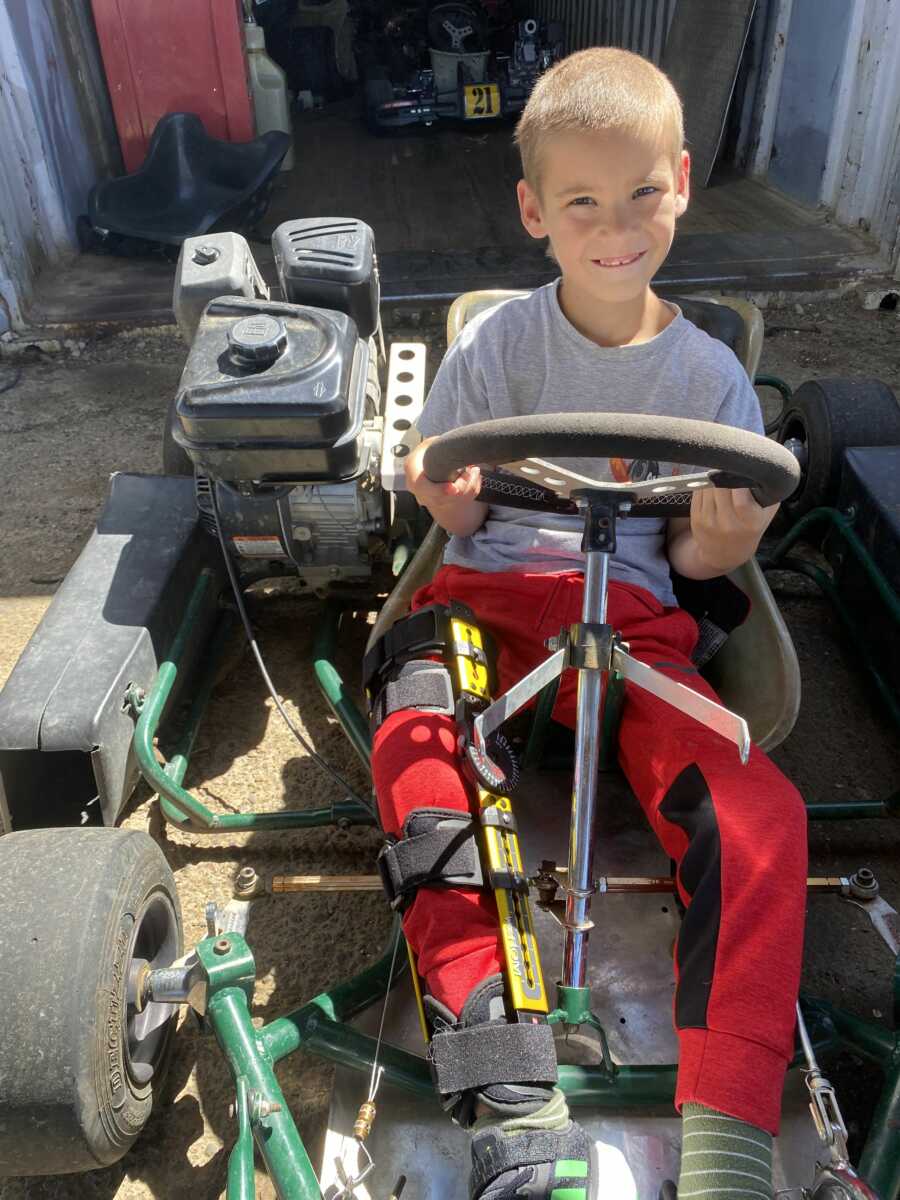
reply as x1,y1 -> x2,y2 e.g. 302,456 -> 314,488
377,808 -> 484,912
370,660 -> 454,727
470,1122 -> 592,1198
430,1020 -> 558,1097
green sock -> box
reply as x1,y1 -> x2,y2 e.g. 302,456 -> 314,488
472,1086 -> 571,1137
678,1103 -> 773,1199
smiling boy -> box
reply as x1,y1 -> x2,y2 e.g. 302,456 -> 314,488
371,48 -> 807,1200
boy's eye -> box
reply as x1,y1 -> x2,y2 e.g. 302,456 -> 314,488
568,196 -> 596,207
633,186 -> 659,199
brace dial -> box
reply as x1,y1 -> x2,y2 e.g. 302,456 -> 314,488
462,732 -> 520,796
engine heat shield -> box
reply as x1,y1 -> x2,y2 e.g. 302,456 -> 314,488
173,296 -> 368,483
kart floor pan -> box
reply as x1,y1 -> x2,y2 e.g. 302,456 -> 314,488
322,771 -> 822,1198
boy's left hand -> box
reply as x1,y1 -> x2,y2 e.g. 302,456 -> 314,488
668,487 -> 779,579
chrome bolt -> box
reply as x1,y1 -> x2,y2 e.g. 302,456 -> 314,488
193,244 -> 220,265
849,867 -> 879,899
249,1091 -> 282,1122
236,866 -> 258,895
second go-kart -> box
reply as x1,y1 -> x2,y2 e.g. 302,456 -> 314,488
362,2 -> 563,130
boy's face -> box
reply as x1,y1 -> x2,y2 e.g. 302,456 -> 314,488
517,129 -> 690,306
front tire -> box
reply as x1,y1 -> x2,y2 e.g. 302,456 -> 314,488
776,377 -> 900,521
0,829 -> 183,1176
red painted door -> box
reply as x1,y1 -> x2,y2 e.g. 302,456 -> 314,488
91,0 -> 255,172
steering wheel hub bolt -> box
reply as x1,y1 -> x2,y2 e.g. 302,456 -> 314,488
849,867 -> 879,899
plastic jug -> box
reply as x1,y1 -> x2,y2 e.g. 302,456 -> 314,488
245,21 -> 294,171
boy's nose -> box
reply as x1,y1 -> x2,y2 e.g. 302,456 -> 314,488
595,205 -> 632,236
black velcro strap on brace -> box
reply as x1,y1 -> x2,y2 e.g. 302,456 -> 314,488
377,808 -> 484,912
429,1021 -> 558,1097
363,603 -> 453,697
370,660 -> 455,727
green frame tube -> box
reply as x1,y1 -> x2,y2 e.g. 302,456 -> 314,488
131,573 -> 373,832
312,601 -> 372,771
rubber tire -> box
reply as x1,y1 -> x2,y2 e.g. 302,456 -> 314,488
0,829 -> 183,1177
162,393 -> 194,476
777,377 -> 900,521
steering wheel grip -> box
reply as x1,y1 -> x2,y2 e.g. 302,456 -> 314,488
422,413 -> 800,508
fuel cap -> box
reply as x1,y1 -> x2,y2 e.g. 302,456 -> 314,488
228,313 -> 288,368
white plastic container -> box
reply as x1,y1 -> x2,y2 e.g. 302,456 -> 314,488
245,22 -> 294,171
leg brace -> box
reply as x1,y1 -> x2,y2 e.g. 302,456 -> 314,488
369,604 -> 549,1016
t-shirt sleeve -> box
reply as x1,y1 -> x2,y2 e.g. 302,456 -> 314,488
713,359 -> 765,437
416,338 -> 491,439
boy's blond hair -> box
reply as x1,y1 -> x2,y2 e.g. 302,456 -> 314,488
515,48 -> 684,190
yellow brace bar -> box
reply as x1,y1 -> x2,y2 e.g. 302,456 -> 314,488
478,790 -> 549,1014
406,940 -> 430,1043
450,615 -> 490,703
449,611 -> 547,1016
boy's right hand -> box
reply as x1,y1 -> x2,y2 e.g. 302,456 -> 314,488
405,436 -> 488,537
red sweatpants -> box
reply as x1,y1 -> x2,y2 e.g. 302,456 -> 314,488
372,566 -> 807,1134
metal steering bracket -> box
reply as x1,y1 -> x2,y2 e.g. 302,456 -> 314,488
472,498 -> 751,768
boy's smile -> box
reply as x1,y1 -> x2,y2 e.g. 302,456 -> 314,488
517,128 -> 690,343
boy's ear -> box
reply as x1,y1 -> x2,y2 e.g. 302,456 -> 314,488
517,178 -> 548,239
674,149 -> 691,218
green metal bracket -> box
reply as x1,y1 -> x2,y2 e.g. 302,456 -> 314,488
197,933 -> 257,1005
548,985 -> 616,1075
550,984 -> 594,1027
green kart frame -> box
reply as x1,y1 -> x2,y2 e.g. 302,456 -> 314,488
125,408 -> 900,1200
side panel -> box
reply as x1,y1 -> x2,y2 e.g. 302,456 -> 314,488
0,474 -> 225,830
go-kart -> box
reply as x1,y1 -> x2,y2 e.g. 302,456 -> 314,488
361,1 -> 562,130
0,219 -> 899,1200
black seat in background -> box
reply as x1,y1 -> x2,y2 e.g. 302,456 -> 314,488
88,113 -> 291,245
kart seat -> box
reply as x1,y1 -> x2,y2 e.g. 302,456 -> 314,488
88,113 -> 291,246
370,290 -> 800,752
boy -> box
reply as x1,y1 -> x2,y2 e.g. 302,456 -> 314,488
371,48 -> 806,1200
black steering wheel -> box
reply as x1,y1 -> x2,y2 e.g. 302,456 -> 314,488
422,412 -> 800,516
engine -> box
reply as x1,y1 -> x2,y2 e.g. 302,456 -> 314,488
171,218 -> 420,594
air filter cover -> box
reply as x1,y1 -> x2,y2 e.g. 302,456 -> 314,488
273,217 -> 379,338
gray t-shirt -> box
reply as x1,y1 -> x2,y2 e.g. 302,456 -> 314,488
417,280 -> 764,606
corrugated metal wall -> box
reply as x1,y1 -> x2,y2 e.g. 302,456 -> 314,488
533,0 -> 679,64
